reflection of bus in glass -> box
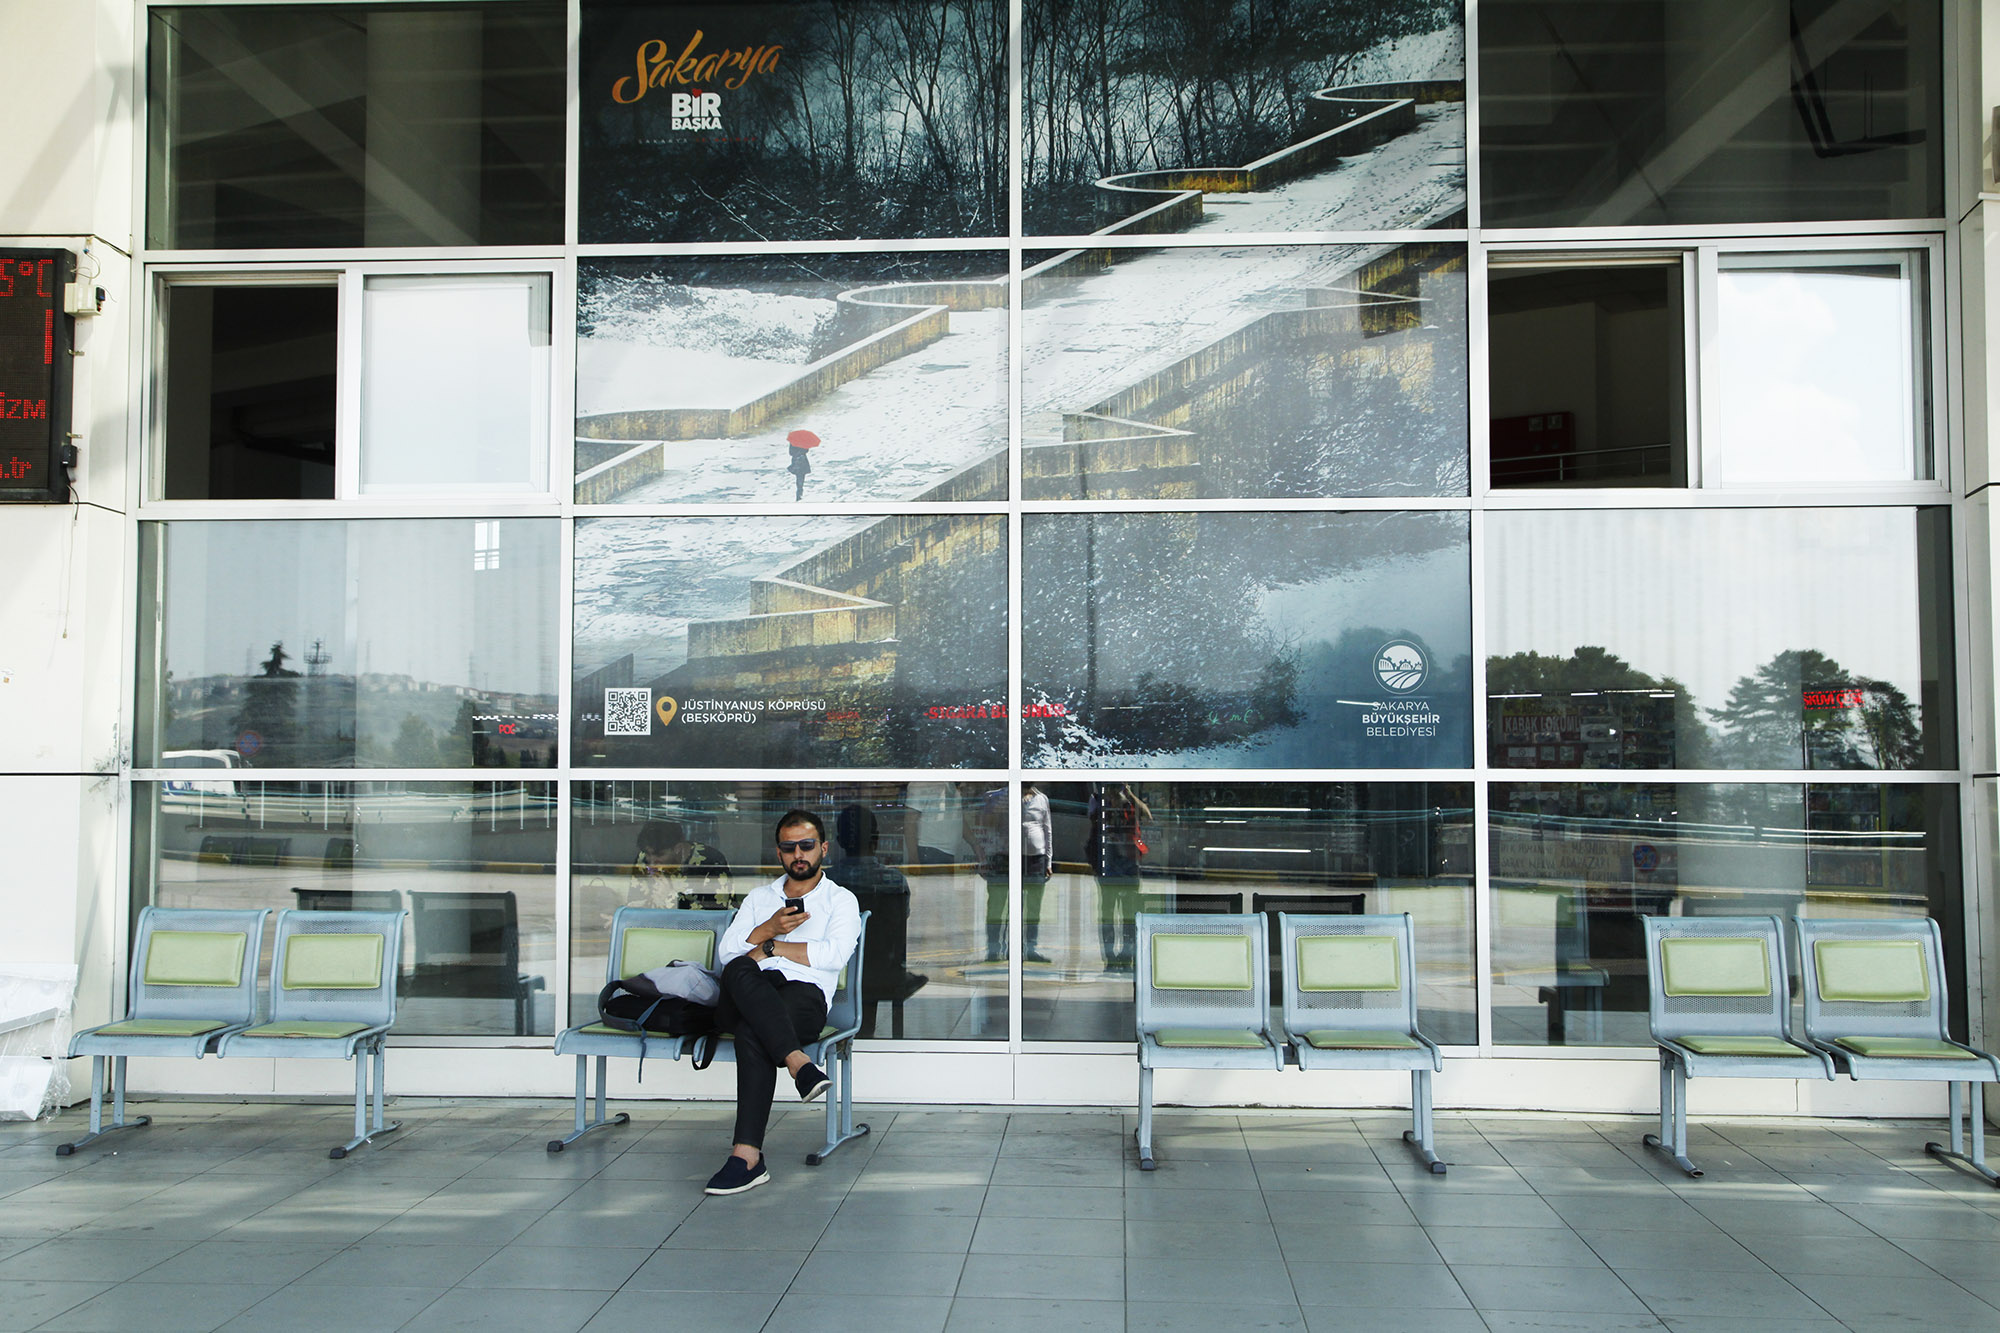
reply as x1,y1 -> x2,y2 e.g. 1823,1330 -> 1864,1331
161,749 -> 246,796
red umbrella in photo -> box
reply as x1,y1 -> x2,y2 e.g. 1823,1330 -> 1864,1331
787,429 -> 820,449
785,429 -> 819,499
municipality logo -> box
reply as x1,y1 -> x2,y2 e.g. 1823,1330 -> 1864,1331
1373,640 -> 1428,694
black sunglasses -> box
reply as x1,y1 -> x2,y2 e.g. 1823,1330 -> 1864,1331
777,838 -> 820,853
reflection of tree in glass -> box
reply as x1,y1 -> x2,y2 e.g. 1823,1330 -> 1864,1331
1708,648 -> 1920,770
229,642 -> 300,768
1024,0 -> 1458,233
1486,646 -> 1708,768
391,714 -> 441,768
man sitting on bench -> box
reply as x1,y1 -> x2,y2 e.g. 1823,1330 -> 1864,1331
703,808 -> 862,1196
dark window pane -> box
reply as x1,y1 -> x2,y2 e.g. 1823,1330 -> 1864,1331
1486,508 -> 1955,770
148,5 -> 565,249
1023,511 -> 1473,768
575,253 -> 1008,504
135,520 -> 562,769
161,285 -> 338,500
1489,782 -> 1964,1046
132,781 -> 559,1036
1023,782 -> 1475,1045
1480,1 -> 1943,226
1488,261 -> 1685,488
571,515 -> 1008,768
1024,243 -> 1470,499
1022,2 -> 1467,235
579,1 -> 1008,242
569,781 -> 1000,1038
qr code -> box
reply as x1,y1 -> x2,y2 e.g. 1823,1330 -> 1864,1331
603,688 -> 652,736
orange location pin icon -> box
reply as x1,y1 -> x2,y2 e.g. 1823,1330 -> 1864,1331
656,695 -> 678,727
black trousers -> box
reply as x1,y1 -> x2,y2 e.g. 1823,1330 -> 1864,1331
714,955 -> 828,1150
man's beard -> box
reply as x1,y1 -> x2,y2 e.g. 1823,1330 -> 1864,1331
785,859 -> 817,882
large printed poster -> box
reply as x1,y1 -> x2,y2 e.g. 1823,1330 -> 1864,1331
581,1 -> 1007,241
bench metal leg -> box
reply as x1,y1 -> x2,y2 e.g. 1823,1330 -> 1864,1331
1643,1052 -> 1702,1177
56,1055 -> 152,1157
1924,1081 -> 2000,1187
1401,1068 -> 1446,1174
806,1039 -> 870,1165
331,1040 -> 401,1159
547,1054 -> 628,1153
1135,1065 -> 1157,1170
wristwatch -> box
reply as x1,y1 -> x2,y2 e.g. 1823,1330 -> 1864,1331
760,938 -> 777,958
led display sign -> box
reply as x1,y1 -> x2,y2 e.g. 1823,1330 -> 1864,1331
0,248 -> 74,502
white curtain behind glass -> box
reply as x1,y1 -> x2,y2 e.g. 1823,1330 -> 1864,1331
361,275 -> 551,492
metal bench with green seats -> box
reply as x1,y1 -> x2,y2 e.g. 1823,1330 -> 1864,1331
58,906 -> 270,1157
1133,912 -> 1284,1171
1796,917 -> 2000,1186
216,909 -> 406,1159
1277,912 -> 1447,1173
1641,914 -> 1834,1177
549,906 -> 871,1164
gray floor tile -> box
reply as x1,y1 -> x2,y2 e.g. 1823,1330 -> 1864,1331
580,1289 -> 778,1332
623,1246 -> 807,1292
945,1297 -> 1124,1332
957,1252 -> 1125,1301
0,1280 -> 115,1332
1448,1263 -> 1649,1314
1125,1158 -> 1262,1190
1275,1223 -> 1442,1266
1397,1163 -> 1535,1194
1252,1161 -> 1400,1193
1128,1255 -> 1297,1307
1302,1312 -> 1487,1333
134,1239 -> 345,1286
294,1242 -> 499,1288
1123,1188 -> 1268,1223
1404,1191 -> 1567,1229
1657,1320 -> 1843,1333
977,1185 -> 1122,1221
794,1246 -> 966,1297
1843,1202 -> 2000,1241
817,1209 -> 978,1254
397,1286 -> 612,1333
766,1292 -> 953,1333
1883,1233 -> 2000,1272
1539,1192 -> 1720,1234
1621,1266 -> 1829,1320
970,1215 -> 1123,1257
1286,1258 -> 1470,1309
458,1243 -> 652,1290
1735,1231 -> 1938,1278
0,1236 -> 195,1283
659,1206 -> 834,1251
1425,1224 -> 1607,1268
212,1284 -> 447,1333
508,1208 -> 681,1249
34,1279 -> 279,1333
1127,1301 -> 1306,1332
1476,1314 -> 1666,1333
1124,1219 -> 1280,1260
1580,1227 -> 1769,1272
1262,1189 -> 1417,1227
833,1183 -> 989,1216
1787,1271 -> 2000,1325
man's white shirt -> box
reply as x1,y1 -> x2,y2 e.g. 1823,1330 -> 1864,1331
718,874 -> 862,1008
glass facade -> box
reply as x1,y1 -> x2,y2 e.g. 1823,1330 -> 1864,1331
124,1 -> 1969,1085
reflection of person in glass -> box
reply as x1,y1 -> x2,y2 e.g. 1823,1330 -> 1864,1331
703,810 -> 860,1197
982,785 -> 1052,963
1088,783 -> 1150,970
834,804 -> 927,1025
631,820 -> 733,910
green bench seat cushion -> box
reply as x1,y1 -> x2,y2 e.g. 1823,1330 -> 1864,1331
1660,937 -> 1771,997
94,1018 -> 231,1038
1296,935 -> 1400,992
1152,1027 -> 1268,1049
142,931 -> 248,987
621,927 -> 715,975
282,934 -> 384,990
1833,1035 -> 1979,1060
1303,1028 -> 1420,1050
239,1020 -> 371,1040
1814,940 -> 1931,1004
1676,1035 -> 1804,1057
1151,935 -> 1254,990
